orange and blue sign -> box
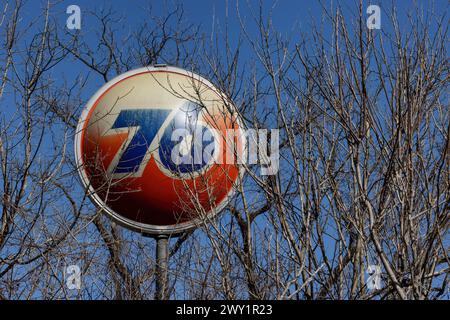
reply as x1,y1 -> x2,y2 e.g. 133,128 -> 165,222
75,66 -> 243,234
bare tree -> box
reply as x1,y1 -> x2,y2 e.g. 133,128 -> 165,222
0,0 -> 448,300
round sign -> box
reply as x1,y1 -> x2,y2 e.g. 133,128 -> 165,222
75,66 -> 244,235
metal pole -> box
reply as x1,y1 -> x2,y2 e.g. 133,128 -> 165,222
155,234 -> 168,300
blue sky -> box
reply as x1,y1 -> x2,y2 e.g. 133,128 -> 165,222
3,0 -> 448,299
19,0 -> 447,88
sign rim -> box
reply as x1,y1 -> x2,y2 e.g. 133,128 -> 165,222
74,65 -> 245,236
